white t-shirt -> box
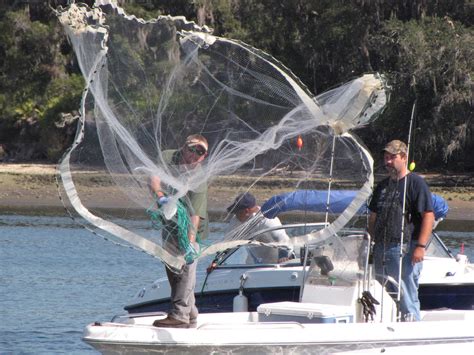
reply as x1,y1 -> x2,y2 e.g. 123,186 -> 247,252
227,210 -> 292,264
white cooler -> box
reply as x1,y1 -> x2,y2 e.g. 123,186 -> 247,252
257,301 -> 354,324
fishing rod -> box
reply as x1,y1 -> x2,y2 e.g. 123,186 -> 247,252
395,98 -> 417,319
325,134 -> 337,226
299,132 -> 337,301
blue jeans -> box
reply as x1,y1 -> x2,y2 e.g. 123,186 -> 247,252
373,241 -> 423,321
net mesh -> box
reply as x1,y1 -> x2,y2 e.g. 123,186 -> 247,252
56,1 -> 387,270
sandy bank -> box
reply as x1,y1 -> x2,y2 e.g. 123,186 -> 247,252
0,163 -> 473,222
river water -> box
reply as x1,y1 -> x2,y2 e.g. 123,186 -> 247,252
0,214 -> 472,354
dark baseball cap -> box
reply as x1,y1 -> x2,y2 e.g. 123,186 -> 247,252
227,192 -> 256,213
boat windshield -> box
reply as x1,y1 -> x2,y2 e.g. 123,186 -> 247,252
218,226 -> 453,267
304,230 -> 370,288
425,232 -> 454,258
218,222 -> 327,266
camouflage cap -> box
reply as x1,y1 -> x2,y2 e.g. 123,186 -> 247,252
383,140 -> 407,155
185,134 -> 208,152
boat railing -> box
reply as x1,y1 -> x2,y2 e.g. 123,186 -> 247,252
250,222 -> 329,239
373,274 -> 401,300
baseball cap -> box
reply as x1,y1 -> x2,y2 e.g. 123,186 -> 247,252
227,192 -> 256,213
185,134 -> 208,152
383,140 -> 407,155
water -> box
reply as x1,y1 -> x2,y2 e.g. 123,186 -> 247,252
0,214 -> 164,354
0,214 -> 473,354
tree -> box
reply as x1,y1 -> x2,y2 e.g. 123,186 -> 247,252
366,17 -> 473,170
0,1 -> 471,170
0,6 -> 82,160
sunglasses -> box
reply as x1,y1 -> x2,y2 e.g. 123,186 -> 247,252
187,145 -> 206,156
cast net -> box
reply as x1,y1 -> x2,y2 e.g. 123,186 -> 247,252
56,1 -> 387,270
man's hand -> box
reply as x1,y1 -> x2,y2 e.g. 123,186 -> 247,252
412,246 -> 425,264
413,211 -> 434,264
157,196 -> 170,206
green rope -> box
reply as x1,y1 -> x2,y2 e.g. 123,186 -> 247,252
146,198 -> 202,258
175,199 -> 191,251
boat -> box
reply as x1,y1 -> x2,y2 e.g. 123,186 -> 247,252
84,311 -> 474,354
126,225 -> 474,314
84,230 -> 474,353
125,191 -> 474,314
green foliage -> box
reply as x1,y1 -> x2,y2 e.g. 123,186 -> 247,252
41,74 -> 84,126
207,1 -> 371,94
368,16 -> 473,169
0,1 -> 472,170
0,8 -> 71,122
120,4 -> 161,19
0,6 -> 82,160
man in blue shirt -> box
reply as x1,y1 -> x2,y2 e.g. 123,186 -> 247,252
368,140 -> 434,321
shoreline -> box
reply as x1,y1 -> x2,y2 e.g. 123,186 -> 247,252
0,163 -> 473,223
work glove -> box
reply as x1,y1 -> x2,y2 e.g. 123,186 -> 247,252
157,196 -> 170,206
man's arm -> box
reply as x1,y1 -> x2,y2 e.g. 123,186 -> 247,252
188,215 -> 200,243
149,176 -> 165,198
412,211 -> 434,264
270,229 -> 293,263
187,185 -> 208,244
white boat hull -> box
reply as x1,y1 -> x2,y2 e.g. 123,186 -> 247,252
84,311 -> 474,354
